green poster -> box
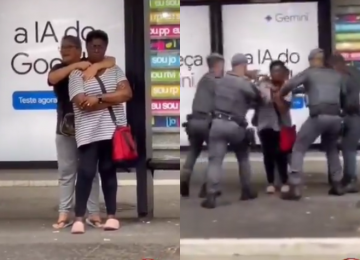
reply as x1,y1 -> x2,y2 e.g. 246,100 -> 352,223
151,70 -> 180,82
150,0 -> 180,9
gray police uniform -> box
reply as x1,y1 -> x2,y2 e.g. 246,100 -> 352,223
181,72 -> 217,195
341,66 -> 360,188
203,54 -> 260,207
279,67 -> 345,194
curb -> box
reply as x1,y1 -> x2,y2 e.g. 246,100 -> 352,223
0,179 -> 179,187
180,238 -> 360,256
180,156 -> 360,163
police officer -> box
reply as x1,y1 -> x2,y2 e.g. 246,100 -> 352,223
201,53 -> 260,209
329,54 -> 360,193
180,53 -> 225,198
278,48 -> 346,200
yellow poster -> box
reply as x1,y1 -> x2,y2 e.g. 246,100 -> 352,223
150,12 -> 180,25
336,42 -> 360,51
151,85 -> 180,99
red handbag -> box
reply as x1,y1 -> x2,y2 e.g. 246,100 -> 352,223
279,125 -> 296,152
95,76 -> 138,162
112,125 -> 138,162
273,102 -> 296,152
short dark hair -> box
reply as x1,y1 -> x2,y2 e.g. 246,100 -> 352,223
85,30 -> 109,45
62,35 -> 81,48
269,60 -> 286,70
206,53 -> 224,69
328,54 -> 345,66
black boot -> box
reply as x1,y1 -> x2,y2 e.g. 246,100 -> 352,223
280,184 -> 302,201
344,181 -> 360,194
328,181 -> 345,196
180,181 -> 190,197
240,186 -> 258,201
342,177 -> 359,194
198,183 -> 222,198
201,193 -> 217,209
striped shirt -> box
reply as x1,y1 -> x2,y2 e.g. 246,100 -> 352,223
256,81 -> 292,132
68,66 -> 127,147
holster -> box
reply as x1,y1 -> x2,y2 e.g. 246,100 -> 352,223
186,112 -> 213,129
213,111 -> 248,128
245,127 -> 256,147
184,112 -> 213,139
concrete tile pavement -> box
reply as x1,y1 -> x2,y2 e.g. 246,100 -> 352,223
1,159 -> 360,258
180,257 -> 352,260
0,186 -> 179,260
181,161 -> 360,257
0,186 -> 179,219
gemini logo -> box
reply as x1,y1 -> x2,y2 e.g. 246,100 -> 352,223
265,13 -> 309,22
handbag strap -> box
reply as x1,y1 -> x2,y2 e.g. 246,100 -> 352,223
271,91 -> 283,126
94,76 -> 118,126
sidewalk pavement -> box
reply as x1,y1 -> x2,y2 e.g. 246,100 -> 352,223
181,257 -> 353,260
2,159 -> 360,258
0,186 -> 179,260
181,160 -> 360,257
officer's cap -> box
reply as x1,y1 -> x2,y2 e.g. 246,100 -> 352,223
308,48 -> 324,60
231,53 -> 248,67
206,53 -> 224,68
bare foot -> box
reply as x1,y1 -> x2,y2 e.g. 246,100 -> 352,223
86,214 -> 103,228
52,213 -> 73,229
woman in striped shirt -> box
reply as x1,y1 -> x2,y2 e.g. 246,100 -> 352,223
255,60 -> 292,194
68,30 -> 132,234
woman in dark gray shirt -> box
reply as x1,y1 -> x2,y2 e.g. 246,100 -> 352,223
254,61 -> 292,194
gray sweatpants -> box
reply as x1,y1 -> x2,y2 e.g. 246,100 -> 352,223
55,135 -> 100,214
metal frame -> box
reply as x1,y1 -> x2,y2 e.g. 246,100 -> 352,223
124,0 -> 153,219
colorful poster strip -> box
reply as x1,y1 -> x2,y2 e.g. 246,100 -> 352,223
152,100 -> 179,115
334,13 -> 360,69
150,2 -> 180,120
150,12 -> 180,25
152,116 -> 180,127
150,0 -> 179,9
150,25 -> 180,38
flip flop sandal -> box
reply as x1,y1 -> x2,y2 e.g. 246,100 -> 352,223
103,218 -> 120,231
85,218 -> 103,228
71,221 -> 85,234
52,220 -> 73,230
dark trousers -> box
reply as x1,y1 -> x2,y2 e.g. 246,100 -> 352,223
75,140 -> 117,217
259,128 -> 288,185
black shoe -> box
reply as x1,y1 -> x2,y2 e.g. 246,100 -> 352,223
240,187 -> 258,201
180,181 -> 190,197
328,182 -> 345,196
201,193 -> 217,209
280,185 -> 302,201
344,182 -> 360,194
198,183 -> 222,198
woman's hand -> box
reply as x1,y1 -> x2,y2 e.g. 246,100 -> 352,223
83,64 -> 99,81
80,96 -> 99,109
